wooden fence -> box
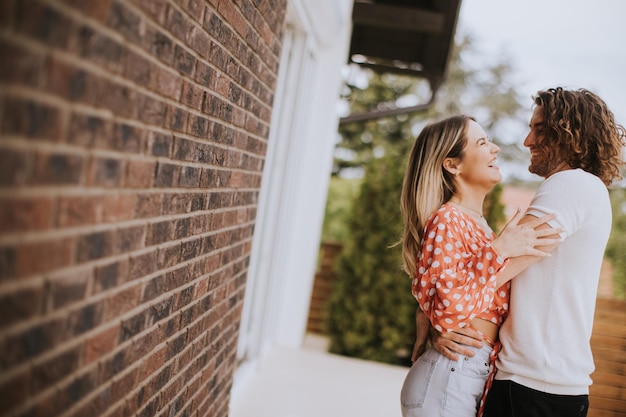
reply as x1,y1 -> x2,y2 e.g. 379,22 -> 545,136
306,242 -> 343,334
307,242 -> 626,416
589,298 -> 626,416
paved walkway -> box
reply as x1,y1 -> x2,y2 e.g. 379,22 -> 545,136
229,335 -> 409,417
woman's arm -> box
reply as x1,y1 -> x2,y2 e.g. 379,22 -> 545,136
492,212 -> 562,287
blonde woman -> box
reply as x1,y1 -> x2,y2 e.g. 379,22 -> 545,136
399,115 -> 560,417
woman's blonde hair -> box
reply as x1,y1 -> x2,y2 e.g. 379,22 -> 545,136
400,115 -> 474,278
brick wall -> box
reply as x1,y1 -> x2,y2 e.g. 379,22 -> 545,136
0,0 -> 287,416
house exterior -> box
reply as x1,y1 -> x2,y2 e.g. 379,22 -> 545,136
0,1 -> 459,416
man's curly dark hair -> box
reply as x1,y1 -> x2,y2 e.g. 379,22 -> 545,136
533,87 -> 625,185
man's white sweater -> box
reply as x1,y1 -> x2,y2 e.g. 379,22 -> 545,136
495,169 -> 612,395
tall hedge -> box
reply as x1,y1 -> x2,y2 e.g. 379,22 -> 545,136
325,149 -> 416,365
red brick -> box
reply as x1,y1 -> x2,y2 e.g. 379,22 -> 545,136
187,114 -> 209,138
33,151 -> 84,185
46,57 -> 101,104
113,225 -> 146,254
104,284 -> 142,321
154,162 -> 180,187
113,122 -> 144,152
188,24 -> 212,61
157,244 -> 182,269
65,299 -> 105,337
146,220 -> 172,246
83,324 -> 119,364
148,131 -> 172,157
1,97 -> 64,141
16,237 -> 74,277
75,230 -> 114,263
126,159 -> 155,188
102,194 -> 136,223
0,285 -> 43,328
46,268 -> 91,310
136,93 -> 166,126
107,0 -> 142,44
57,0 -> 112,22
0,366 -> 30,413
15,0 -> 75,48
86,151 -> 124,184
98,80 -> 137,118
94,259 -> 129,293
52,367 -> 98,412
134,192 -> 163,218
164,3 -> 193,42
56,195 -> 102,227
162,192 -> 191,214
68,386 -> 113,417
173,43 -> 196,76
155,66 -> 182,100
76,26 -> 125,73
128,251 -> 157,281
130,0 -> 168,24
124,49 -> 155,87
145,27 -> 174,64
0,196 -> 54,234
66,112 -> 112,147
180,80 -> 204,110
195,59 -> 214,87
0,147 -> 33,186
182,0 -> 205,20
30,346 -> 81,394
0,39 -> 44,87
110,368 -> 137,403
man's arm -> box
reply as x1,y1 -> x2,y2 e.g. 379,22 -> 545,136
412,309 -> 483,361
411,308 -> 429,362
430,325 -> 483,361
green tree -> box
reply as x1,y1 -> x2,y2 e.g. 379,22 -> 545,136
326,147 -> 415,364
605,187 -> 626,299
320,177 -> 362,243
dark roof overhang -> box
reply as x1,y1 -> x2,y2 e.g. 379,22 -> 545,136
341,0 -> 462,123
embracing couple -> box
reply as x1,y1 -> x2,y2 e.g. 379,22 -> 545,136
399,87 -> 625,417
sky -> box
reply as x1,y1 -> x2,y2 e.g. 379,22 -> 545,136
456,0 -> 626,181
457,0 -> 626,128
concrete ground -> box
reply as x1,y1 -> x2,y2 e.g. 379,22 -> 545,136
229,334 -> 409,417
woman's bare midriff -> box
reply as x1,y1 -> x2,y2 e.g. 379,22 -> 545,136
470,318 -> 499,345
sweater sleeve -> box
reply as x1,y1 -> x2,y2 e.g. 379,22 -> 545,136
412,209 -> 507,333
525,169 -> 607,238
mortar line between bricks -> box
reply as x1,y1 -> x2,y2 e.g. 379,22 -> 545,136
0,199 -> 257,234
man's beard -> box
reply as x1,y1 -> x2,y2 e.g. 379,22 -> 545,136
528,156 -> 556,178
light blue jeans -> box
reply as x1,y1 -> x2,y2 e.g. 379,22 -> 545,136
400,343 -> 492,417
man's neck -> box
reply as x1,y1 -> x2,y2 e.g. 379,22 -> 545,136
546,162 -> 572,178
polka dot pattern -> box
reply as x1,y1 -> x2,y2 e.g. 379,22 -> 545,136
412,204 -> 510,332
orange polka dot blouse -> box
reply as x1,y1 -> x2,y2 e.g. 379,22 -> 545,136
412,203 -> 510,333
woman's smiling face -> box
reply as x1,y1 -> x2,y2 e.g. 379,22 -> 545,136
455,120 -> 502,188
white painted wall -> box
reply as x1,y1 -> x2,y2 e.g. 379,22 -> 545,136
232,0 -> 353,392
